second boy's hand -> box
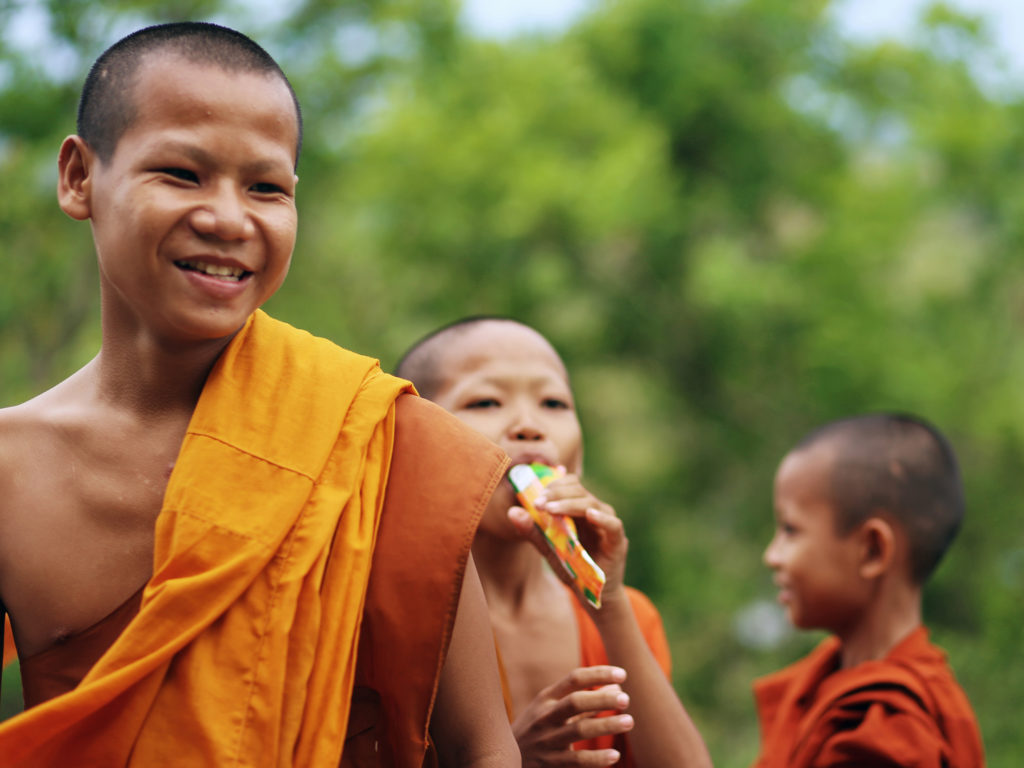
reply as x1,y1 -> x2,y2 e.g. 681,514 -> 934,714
511,666 -> 633,768
508,472 -> 628,609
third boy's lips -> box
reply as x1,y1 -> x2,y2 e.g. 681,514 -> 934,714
771,576 -> 792,601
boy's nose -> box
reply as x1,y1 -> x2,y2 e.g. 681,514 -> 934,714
190,184 -> 255,241
508,412 -> 544,442
762,535 -> 781,568
512,425 -> 542,441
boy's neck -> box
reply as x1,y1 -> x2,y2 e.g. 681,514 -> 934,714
472,534 -> 562,617
837,581 -> 923,669
94,327 -> 236,417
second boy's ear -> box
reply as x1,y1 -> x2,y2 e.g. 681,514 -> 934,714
57,135 -> 95,221
857,516 -> 896,580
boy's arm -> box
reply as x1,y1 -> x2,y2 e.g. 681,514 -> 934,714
430,554 -> 521,768
511,479 -> 712,768
591,586 -> 712,768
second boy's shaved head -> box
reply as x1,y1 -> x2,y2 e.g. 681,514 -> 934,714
395,317 -> 568,399
77,21 -> 303,166
794,413 -> 964,584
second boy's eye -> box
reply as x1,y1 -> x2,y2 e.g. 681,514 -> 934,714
465,398 -> 500,410
158,168 -> 199,183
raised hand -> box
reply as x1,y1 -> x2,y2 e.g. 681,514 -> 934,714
508,473 -> 628,602
512,665 -> 634,767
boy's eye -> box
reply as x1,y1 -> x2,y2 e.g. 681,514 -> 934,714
542,398 -> 570,410
251,181 -> 286,195
158,168 -> 199,183
465,398 -> 500,409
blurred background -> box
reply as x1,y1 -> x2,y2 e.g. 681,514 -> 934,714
2,0 -> 1022,764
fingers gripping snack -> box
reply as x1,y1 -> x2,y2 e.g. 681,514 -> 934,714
508,463 -> 606,608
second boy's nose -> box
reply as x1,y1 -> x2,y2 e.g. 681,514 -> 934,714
508,412 -> 543,442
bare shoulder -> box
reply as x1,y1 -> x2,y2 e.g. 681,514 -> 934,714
0,372 -> 94,541
0,387 -> 68,489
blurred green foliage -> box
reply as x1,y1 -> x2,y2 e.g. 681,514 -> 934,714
2,0 -> 1022,764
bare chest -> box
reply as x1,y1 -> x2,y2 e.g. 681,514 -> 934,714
0,429 -> 179,656
492,600 -> 582,717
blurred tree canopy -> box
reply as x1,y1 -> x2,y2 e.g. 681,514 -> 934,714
2,0 -> 1022,764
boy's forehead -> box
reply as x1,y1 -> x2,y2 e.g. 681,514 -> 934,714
135,50 -> 282,99
130,51 -> 299,136
439,323 -> 568,380
776,442 -> 838,503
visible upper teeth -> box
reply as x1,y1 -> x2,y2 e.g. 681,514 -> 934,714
178,260 -> 245,279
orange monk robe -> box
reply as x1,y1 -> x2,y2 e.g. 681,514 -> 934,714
752,626 -> 985,768
0,310 -> 501,767
2,615 -> 14,668
342,393 -> 508,767
11,392 -> 507,767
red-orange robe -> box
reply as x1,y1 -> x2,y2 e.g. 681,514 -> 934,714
2,616 -> 14,668
752,626 -> 985,768
0,311 -> 508,768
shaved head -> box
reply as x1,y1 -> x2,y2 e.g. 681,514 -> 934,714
394,317 -> 567,400
78,21 -> 302,166
794,413 -> 964,584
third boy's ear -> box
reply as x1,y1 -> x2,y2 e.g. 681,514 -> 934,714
858,516 -> 895,580
57,135 -> 95,221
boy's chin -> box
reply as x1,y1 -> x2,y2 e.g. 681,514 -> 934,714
787,609 -> 820,632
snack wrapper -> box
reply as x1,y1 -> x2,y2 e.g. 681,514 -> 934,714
508,463 -> 606,608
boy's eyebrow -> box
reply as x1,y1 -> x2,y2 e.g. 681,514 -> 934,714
157,141 -> 292,174
477,373 -> 571,389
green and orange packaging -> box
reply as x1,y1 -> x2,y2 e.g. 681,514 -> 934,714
508,462 -> 606,608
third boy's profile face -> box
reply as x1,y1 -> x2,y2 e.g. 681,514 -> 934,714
764,444 -> 870,634
64,51 -> 299,344
431,322 -> 583,535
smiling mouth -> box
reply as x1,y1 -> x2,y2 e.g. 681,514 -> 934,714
175,259 -> 250,281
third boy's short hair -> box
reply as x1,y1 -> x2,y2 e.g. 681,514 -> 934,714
78,21 -> 303,166
797,413 -> 964,585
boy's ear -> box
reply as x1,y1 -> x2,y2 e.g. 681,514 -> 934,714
857,516 -> 895,580
57,135 -> 96,221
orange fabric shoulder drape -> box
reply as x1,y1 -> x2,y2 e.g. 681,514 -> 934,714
0,310 -> 411,767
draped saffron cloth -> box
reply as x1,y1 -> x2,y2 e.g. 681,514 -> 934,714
0,310 -> 420,766
751,626 -> 985,768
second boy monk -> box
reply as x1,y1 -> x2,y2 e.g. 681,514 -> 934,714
396,317 -> 712,768
0,22 -> 519,767
755,413 -> 985,767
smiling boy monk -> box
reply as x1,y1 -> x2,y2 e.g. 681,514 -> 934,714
396,318 -> 711,768
756,413 -> 984,767
0,23 -> 518,767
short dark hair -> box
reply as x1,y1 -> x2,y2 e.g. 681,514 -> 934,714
394,316 -> 517,400
796,413 -> 965,585
78,22 -> 302,166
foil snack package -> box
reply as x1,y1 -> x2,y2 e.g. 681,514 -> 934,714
508,462 -> 606,608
